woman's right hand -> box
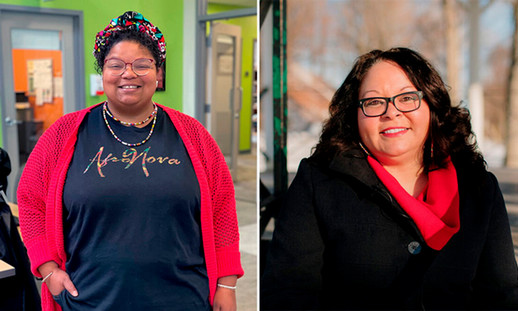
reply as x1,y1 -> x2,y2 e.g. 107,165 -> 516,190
38,261 -> 78,297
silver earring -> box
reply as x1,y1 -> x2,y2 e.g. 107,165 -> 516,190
156,81 -> 159,87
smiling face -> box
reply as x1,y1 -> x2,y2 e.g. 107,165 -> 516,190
102,40 -> 157,112
357,60 -> 430,166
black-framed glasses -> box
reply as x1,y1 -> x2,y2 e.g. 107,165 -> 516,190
104,58 -> 155,76
358,91 -> 424,117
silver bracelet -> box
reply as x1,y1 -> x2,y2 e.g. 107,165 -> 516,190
217,283 -> 236,290
42,271 -> 53,283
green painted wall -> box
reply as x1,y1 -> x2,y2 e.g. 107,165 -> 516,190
0,0 -> 183,112
208,4 -> 256,152
0,0 -> 38,5
37,0 -> 184,111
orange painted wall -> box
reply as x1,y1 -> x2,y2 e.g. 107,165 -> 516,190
12,49 -> 63,130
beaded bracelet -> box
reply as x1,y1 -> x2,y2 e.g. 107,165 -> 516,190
217,283 -> 237,290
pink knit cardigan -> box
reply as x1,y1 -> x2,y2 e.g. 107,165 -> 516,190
17,103 -> 244,311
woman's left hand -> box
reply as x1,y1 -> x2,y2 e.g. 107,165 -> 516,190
213,275 -> 237,311
213,287 -> 236,311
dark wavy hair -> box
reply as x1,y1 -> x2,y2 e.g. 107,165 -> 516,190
93,30 -> 161,74
312,47 -> 485,172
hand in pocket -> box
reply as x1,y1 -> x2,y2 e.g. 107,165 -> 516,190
46,268 -> 79,297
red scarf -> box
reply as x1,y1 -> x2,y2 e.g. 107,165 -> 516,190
367,156 -> 460,250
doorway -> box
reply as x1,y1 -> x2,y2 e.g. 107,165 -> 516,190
0,6 -> 84,201
208,22 -> 242,179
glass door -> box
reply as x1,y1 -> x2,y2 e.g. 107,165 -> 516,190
0,8 -> 84,201
209,22 -> 242,179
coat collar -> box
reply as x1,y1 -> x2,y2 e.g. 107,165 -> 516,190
326,148 -> 426,243
328,148 -> 380,188
327,148 -> 396,206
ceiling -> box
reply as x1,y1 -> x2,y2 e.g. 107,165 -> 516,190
209,0 -> 256,8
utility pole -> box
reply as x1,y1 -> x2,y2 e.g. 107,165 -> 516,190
272,0 -> 288,196
445,0 -> 461,106
507,0 -> 518,167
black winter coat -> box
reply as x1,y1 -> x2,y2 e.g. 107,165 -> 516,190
261,150 -> 518,310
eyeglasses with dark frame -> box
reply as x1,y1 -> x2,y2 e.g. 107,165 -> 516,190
358,91 -> 424,117
104,58 -> 155,76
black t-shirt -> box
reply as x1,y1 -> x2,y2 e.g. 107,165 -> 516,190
59,105 -> 210,310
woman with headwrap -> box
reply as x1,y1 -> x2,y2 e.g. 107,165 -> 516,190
18,11 -> 243,311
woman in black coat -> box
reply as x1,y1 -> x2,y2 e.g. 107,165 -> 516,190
261,48 -> 518,310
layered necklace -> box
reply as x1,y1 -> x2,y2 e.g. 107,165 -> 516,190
102,101 -> 158,147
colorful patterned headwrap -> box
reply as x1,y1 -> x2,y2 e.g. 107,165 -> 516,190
93,11 -> 166,66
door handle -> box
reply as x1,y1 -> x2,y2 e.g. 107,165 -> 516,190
236,87 -> 242,115
4,117 -> 22,127
231,87 -> 242,119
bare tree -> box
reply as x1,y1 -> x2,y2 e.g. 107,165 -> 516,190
484,45 -> 511,146
335,0 -> 421,54
330,0 -> 447,75
286,1 -> 329,69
